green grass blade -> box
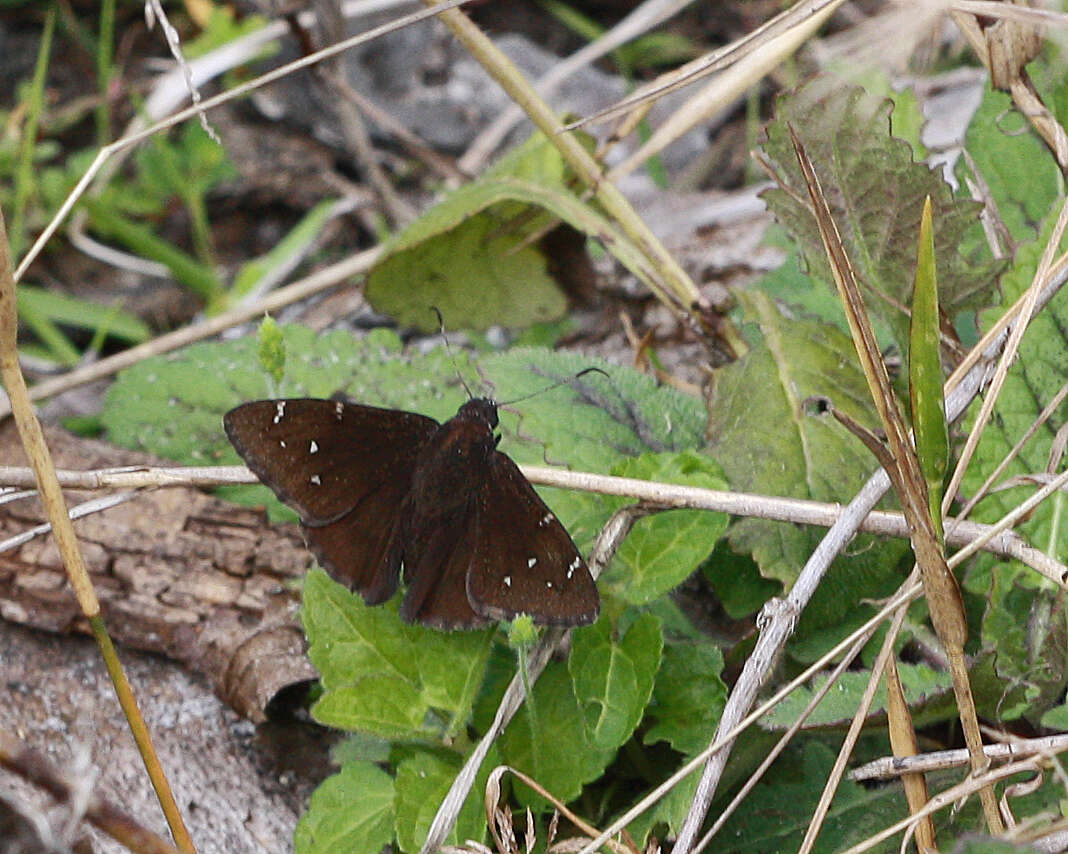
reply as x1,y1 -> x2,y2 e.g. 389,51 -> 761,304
909,195 -> 949,541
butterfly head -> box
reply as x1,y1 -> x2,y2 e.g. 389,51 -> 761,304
456,398 -> 499,431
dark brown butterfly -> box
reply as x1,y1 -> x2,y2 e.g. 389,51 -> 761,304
224,396 -> 599,629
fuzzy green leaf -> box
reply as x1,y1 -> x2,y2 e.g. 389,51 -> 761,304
366,131 -> 653,332
643,641 -> 727,754
500,660 -> 615,809
956,86 -> 1062,245
569,614 -> 662,750
302,569 -> 493,741
761,661 -> 952,729
293,761 -> 394,854
600,451 -> 729,605
760,76 -> 1003,353
706,291 -> 908,653
393,752 -> 486,853
960,213 -> 1068,719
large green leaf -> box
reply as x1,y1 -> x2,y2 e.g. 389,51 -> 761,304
706,291 -> 909,652
393,751 -> 487,853
366,132 -> 656,332
643,640 -> 727,755
500,660 -> 616,809
569,614 -> 662,750
302,569 -> 493,741
294,762 -> 394,854
960,214 -> 1068,721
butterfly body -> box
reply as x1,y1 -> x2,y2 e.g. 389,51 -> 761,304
224,396 -> 599,629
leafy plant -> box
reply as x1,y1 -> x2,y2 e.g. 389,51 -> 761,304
96,63 -> 1068,852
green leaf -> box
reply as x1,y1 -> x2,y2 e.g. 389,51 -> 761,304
500,660 -> 615,809
643,641 -> 727,754
393,751 -> 487,853
600,451 -> 729,605
294,761 -> 394,854
706,291 -> 909,653
569,614 -> 662,750
365,132 -> 661,332
302,569 -> 493,741
760,76 -> 1003,353
908,196 -> 949,533
956,85 -> 1062,245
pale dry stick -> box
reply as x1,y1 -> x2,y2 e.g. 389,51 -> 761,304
577,580 -> 926,854
839,757 -> 1046,854
670,252 -> 1068,851
0,214 -> 194,850
457,0 -> 696,175
954,378 -> 1068,524
605,0 -> 842,182
145,0 -> 218,143
0,463 -> 1060,580
418,504 -> 646,854
692,621 -> 879,854
851,734 -> 1068,782
12,0 -> 474,284
941,187 -> 1068,531
562,0 -> 845,132
797,580 -> 918,854
0,246 -> 380,420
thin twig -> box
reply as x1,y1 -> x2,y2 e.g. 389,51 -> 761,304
0,462 -> 1060,581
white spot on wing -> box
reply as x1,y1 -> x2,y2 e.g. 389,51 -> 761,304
527,557 -> 537,568
309,440 -> 319,454
503,576 -> 512,587
545,581 -> 553,589
335,401 -> 344,420
279,440 -> 287,449
539,512 -> 554,527
310,475 -> 321,485
273,401 -> 286,424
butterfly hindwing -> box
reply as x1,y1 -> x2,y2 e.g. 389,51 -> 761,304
399,499 -> 485,629
466,451 -> 599,626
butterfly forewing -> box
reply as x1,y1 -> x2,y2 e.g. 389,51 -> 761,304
466,452 -> 599,626
224,399 -> 439,596
224,399 -> 438,522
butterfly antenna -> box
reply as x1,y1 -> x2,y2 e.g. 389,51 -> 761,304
430,306 -> 475,400
499,367 -> 609,406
